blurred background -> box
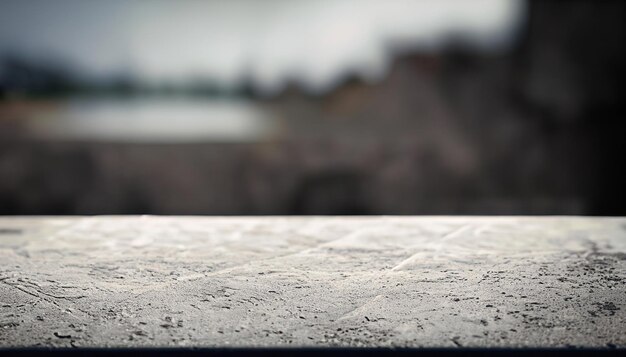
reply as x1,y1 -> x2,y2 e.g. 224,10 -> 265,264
0,0 -> 624,216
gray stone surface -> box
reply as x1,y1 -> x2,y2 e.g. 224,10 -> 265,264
0,216 -> 624,348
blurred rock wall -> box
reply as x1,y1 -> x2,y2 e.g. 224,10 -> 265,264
0,0 -> 624,215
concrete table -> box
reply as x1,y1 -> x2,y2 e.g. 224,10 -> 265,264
0,216 -> 624,349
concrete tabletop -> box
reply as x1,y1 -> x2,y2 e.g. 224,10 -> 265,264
0,216 -> 624,348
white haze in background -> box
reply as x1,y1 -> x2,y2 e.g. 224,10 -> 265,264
0,0 -> 525,94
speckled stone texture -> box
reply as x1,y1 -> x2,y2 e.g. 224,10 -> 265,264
0,216 -> 624,348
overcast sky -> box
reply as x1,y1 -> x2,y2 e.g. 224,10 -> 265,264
0,0 -> 525,93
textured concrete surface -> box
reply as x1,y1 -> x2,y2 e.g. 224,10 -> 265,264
0,216 -> 624,348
